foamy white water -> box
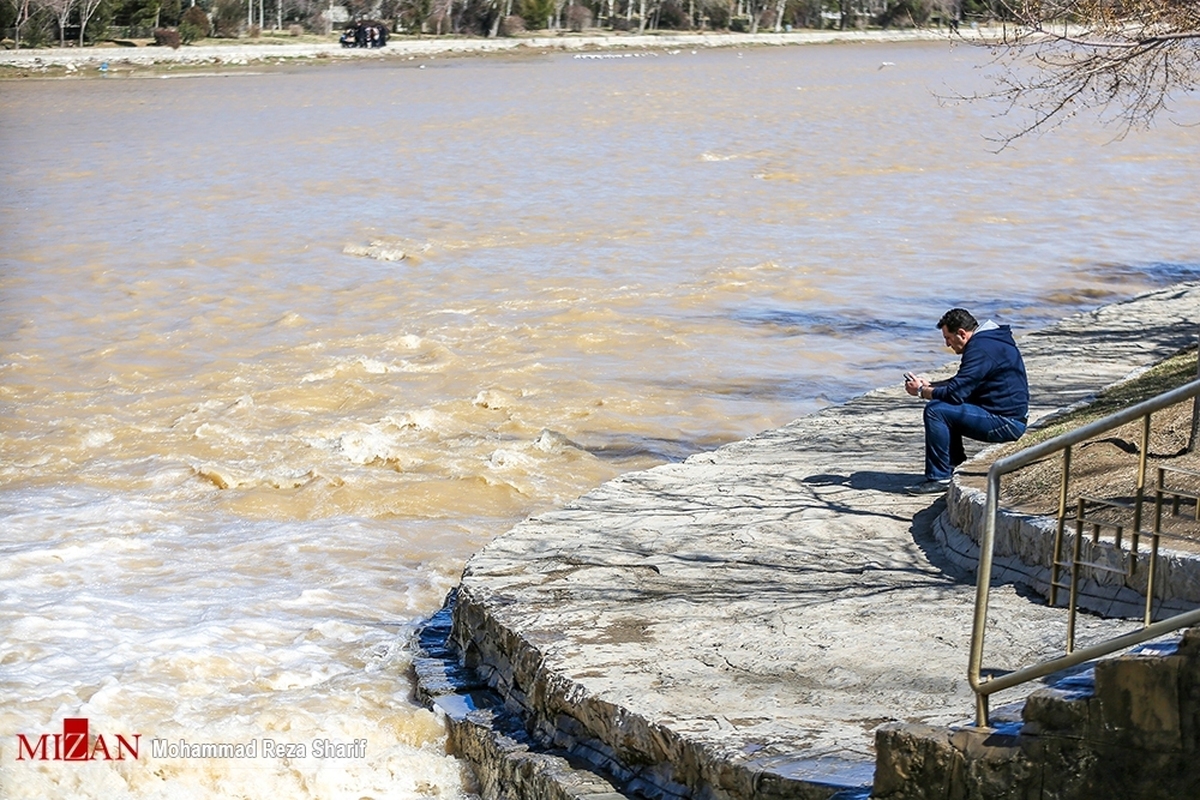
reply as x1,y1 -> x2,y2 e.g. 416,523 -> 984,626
2,40 -> 1199,797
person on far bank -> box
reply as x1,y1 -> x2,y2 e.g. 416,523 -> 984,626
902,308 -> 1030,495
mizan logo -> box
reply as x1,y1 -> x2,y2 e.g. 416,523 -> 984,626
16,718 -> 140,762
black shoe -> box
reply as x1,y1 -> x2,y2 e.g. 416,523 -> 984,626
904,479 -> 950,496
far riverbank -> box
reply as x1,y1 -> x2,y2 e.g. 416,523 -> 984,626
0,26 -> 983,76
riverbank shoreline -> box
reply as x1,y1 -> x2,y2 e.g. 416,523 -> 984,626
418,284 -> 1200,799
0,27 -> 980,75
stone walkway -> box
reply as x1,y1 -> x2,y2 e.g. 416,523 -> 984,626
439,284 -> 1200,799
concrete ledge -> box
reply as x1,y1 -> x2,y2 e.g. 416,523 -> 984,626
449,581 -> 875,800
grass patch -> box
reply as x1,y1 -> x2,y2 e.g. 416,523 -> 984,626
1008,348 -> 1198,454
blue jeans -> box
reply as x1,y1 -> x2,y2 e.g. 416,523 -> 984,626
924,400 -> 1026,480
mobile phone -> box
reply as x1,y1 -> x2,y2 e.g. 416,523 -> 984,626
903,372 -> 916,382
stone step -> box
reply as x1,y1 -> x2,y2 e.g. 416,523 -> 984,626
874,632 -> 1200,799
411,591 -> 639,800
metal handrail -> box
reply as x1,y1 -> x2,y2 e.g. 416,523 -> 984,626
968,376 -> 1200,727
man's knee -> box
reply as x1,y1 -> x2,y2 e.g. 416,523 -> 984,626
996,420 -> 1026,444
923,400 -> 955,429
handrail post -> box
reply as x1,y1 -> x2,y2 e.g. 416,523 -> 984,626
1050,446 -> 1072,607
1147,470 -> 1164,626
1132,413 -> 1150,551
969,465 -> 1002,728
1068,497 -> 1085,653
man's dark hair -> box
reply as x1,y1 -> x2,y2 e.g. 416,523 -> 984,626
937,308 -> 978,333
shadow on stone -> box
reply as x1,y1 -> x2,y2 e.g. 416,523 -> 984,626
803,471 -> 924,493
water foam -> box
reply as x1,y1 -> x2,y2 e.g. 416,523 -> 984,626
0,487 -> 473,800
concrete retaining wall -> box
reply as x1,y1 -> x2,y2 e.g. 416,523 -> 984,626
936,478 -> 1200,619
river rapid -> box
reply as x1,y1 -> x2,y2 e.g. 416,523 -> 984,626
1,39 -> 1198,799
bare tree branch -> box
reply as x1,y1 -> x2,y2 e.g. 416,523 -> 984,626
949,0 -> 1200,148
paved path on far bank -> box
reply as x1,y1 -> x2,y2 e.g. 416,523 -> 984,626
449,284 -> 1200,797
0,28 -> 980,71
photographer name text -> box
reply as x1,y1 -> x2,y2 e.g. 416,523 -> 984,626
151,737 -> 367,760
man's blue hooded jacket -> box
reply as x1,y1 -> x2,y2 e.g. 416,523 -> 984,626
930,324 -> 1029,420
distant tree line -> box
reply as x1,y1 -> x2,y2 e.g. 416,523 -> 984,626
2,0 -> 1009,48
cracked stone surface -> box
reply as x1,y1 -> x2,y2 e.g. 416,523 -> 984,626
451,283 -> 1200,796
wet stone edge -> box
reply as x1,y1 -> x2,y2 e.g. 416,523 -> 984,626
410,588 -> 638,800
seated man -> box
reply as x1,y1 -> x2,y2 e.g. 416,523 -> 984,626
903,308 -> 1029,494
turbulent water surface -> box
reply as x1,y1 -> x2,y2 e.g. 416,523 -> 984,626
2,40 -> 1199,799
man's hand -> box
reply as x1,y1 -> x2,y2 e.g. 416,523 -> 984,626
904,373 -> 928,398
